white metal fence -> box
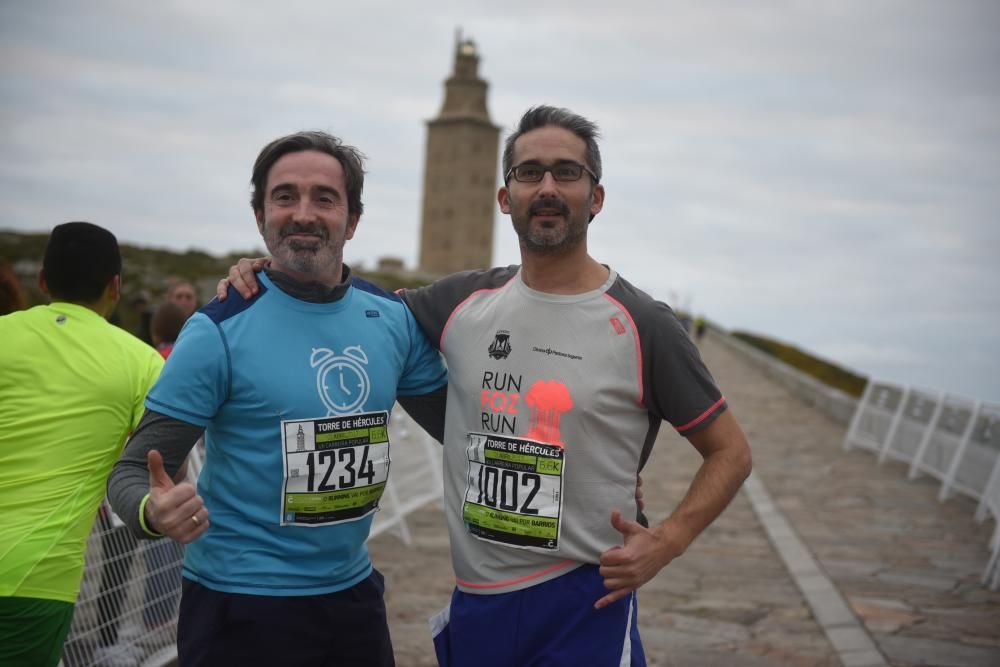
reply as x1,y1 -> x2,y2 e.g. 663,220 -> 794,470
842,381 -> 1000,589
707,326 -> 1000,591
60,408 -> 441,667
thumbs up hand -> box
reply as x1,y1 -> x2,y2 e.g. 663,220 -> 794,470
593,511 -> 681,610
145,449 -> 208,543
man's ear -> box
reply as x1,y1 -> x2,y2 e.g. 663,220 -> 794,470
254,208 -> 265,236
345,214 -> 360,241
108,275 -> 122,302
94,275 -> 122,319
589,184 -> 605,218
498,187 -> 512,215
37,269 -> 49,295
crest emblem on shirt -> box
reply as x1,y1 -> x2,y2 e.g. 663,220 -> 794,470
488,330 -> 512,360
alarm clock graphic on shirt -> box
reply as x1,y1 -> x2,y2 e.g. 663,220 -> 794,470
310,345 -> 371,415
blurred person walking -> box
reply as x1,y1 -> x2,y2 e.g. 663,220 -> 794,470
165,280 -> 198,319
0,258 -> 28,316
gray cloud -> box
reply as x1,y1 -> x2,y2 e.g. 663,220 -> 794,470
1,1 -> 997,402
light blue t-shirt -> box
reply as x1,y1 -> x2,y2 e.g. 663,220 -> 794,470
146,272 -> 447,596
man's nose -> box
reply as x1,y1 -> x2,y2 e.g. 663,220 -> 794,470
292,198 -> 319,220
537,171 -> 561,196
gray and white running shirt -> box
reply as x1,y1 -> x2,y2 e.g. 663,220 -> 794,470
402,266 -> 726,594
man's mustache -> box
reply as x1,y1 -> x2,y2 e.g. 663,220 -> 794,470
529,197 -> 570,217
280,222 -> 328,240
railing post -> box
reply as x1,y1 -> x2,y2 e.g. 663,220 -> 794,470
843,379 -> 875,451
877,386 -> 911,465
939,400 -> 983,502
909,391 -> 946,480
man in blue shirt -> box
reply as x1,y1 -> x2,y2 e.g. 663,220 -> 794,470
107,131 -> 447,667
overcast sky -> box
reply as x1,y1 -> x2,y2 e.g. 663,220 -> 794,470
2,1 -> 998,403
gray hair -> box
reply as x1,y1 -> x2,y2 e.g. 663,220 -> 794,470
502,106 -> 602,184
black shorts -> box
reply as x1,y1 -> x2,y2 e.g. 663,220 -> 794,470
178,569 -> 394,667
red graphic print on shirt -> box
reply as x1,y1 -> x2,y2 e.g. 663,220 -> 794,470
524,380 -> 573,447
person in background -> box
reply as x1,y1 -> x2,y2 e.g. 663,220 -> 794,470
165,280 -> 198,319
0,258 -> 27,316
0,222 -> 164,667
150,301 -> 188,359
129,291 -> 154,345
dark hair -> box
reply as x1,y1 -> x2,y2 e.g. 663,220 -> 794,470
167,280 -> 198,300
502,106 -> 603,184
42,222 -> 121,302
151,301 -> 187,346
0,258 -> 27,315
250,131 -> 366,219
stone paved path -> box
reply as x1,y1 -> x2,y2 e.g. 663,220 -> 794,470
368,334 -> 1000,666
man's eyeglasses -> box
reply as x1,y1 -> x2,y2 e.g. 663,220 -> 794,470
505,161 -> 599,184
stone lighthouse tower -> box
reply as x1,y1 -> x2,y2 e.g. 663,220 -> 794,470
418,33 -> 500,275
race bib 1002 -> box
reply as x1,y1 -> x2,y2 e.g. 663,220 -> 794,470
463,432 -> 565,550
280,411 -> 390,527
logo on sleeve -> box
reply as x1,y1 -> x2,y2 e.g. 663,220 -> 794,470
488,330 -> 512,360
610,316 -> 626,335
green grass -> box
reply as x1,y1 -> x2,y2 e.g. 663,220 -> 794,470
731,330 -> 867,398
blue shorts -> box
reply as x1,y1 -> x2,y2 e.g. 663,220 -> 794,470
432,564 -> 645,667
178,569 -> 394,667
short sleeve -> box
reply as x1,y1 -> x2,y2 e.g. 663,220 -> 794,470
396,306 -> 447,396
144,313 -> 229,426
643,310 -> 727,436
607,277 -> 727,437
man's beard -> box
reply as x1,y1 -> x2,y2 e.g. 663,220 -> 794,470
265,221 -> 342,276
513,196 -> 587,255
